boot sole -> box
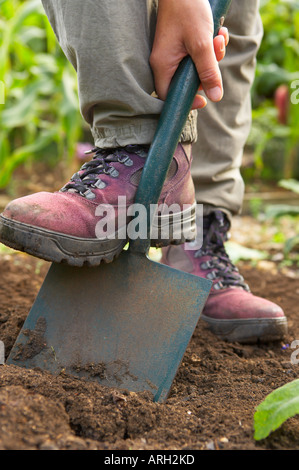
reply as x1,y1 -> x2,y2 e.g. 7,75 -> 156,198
201,314 -> 288,344
0,203 -> 196,267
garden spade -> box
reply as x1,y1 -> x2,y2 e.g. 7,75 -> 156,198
7,0 -> 231,402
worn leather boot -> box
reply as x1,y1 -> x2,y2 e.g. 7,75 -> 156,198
0,143 -> 196,266
161,210 -> 288,343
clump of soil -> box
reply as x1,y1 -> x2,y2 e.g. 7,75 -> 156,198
0,251 -> 299,450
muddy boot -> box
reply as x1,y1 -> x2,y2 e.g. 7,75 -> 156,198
0,144 -> 196,266
161,210 -> 288,343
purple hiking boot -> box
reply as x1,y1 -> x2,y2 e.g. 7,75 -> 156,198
0,144 -> 196,266
161,210 -> 288,343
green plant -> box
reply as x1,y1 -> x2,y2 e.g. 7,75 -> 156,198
247,0 -> 299,180
0,0 -> 85,188
254,379 -> 299,441
279,178 -> 299,194
264,178 -> 299,259
225,241 -> 268,264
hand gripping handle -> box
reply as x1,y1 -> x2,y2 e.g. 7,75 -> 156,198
130,0 -> 232,254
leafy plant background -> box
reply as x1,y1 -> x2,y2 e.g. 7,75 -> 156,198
0,0 -> 85,189
1,0 -> 299,188
247,0 -> 299,182
1,0 -> 299,445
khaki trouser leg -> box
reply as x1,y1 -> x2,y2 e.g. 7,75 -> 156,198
42,0 -> 262,216
192,0 -> 263,217
41,0 -> 196,148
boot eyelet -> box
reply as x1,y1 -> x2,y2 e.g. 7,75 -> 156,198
109,167 -> 119,178
104,167 -> 119,178
213,281 -> 224,290
200,260 -> 214,270
118,156 -> 133,166
94,179 -> 107,189
82,189 -> 96,200
207,271 -> 217,280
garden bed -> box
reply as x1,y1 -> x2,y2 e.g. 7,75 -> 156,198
0,243 -> 298,450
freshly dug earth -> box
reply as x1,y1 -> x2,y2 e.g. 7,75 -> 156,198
0,251 -> 299,450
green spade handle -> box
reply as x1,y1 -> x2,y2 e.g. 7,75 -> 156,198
130,0 -> 232,254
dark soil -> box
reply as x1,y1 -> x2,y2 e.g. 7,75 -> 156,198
0,249 -> 299,450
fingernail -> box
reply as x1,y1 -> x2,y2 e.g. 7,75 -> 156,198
208,86 -> 223,101
220,36 -> 225,52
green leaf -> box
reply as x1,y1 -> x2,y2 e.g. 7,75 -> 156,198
279,179 -> 299,195
0,0 -> 43,80
225,241 -> 268,263
8,0 -> 43,35
0,128 -> 57,188
264,204 -> 299,219
284,235 -> 299,255
254,379 -> 299,440
0,78 -> 52,128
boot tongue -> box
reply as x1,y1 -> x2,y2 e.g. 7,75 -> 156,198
196,211 -> 250,292
200,210 -> 230,255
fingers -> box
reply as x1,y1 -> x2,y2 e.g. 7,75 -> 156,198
190,34 -> 223,103
214,27 -> 229,61
191,94 -> 207,110
149,0 -> 230,109
218,26 -> 229,47
192,27 -> 229,110
214,36 -> 225,63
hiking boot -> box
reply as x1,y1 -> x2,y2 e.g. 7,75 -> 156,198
161,210 -> 288,343
0,143 -> 196,266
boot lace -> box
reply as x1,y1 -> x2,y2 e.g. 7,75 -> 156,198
60,145 -> 148,200
195,210 -> 250,291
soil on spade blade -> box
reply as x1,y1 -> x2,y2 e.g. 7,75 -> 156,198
0,249 -> 299,451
